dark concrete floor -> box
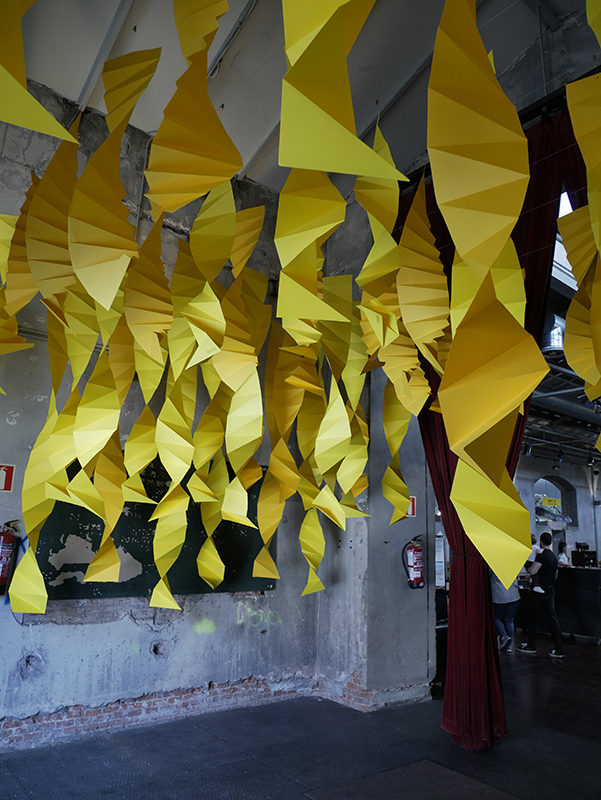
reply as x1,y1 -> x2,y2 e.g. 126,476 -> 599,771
1,633 -> 600,800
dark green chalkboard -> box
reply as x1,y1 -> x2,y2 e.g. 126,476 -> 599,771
37,459 -> 275,599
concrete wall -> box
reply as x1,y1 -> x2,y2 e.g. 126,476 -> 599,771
0,89 -> 436,742
515,455 -> 601,559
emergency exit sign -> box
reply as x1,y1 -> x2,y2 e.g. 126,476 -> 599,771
407,496 -> 416,517
0,465 -> 15,492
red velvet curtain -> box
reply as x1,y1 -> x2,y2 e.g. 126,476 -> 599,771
396,111 -> 584,750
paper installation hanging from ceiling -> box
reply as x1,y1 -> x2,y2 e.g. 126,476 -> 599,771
1,0 -> 553,612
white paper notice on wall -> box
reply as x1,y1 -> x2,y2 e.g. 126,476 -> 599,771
406,496 -> 416,517
0,465 -> 15,492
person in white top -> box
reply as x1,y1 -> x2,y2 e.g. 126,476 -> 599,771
557,541 -> 569,566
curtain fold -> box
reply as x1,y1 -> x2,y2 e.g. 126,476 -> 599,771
397,111 -> 579,750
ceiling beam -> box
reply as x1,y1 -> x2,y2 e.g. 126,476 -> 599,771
358,0 -> 488,144
520,0 -> 560,31
76,0 -> 135,110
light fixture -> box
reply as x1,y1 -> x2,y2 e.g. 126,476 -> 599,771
588,454 -> 595,468
525,442 -> 533,456
557,449 -> 565,463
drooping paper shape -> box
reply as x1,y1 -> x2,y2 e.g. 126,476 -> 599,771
73,350 -> 121,467
280,0 -> 405,180
102,49 -> 162,133
567,73 -> 601,195
0,214 -> 18,283
336,410 -> 368,496
255,438 -> 300,579
314,374 -> 351,476
231,206 -> 266,278
198,450 -> 229,588
108,312 -> 136,405
124,216 -> 173,362
354,124 -> 401,234
225,370 -> 263,474
299,508 -> 326,595
145,50 -> 242,213
190,180 -> 236,282
149,483 -> 190,609
427,0 -> 529,272
318,275 -> 353,380
62,280 -> 100,386
168,240 -> 203,379
221,476 -> 257,528
558,205 -> 598,287
382,380 -> 411,456
69,116 -> 138,311
26,120 -> 79,302
382,452 -> 411,524
124,405 -> 158,477
155,374 -> 195,485
0,2 -> 76,142
451,460 -> 531,588
313,483 -> 346,530
564,258 -> 601,387
438,273 -> 548,475
4,175 -> 40,317
275,169 -> 347,322
173,0 -> 229,62
9,394 -> 61,613
0,288 -> 34,368
8,548 -> 48,614
397,176 -> 450,373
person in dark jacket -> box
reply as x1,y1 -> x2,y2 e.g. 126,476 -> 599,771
519,531 -> 564,658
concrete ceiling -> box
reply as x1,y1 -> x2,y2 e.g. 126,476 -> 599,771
21,0 -> 599,192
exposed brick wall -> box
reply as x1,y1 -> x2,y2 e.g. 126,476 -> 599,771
0,671 -> 391,752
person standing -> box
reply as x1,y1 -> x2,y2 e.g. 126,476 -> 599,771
519,531 -> 564,658
491,569 -> 520,652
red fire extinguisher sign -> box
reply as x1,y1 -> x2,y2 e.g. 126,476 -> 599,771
0,465 -> 15,492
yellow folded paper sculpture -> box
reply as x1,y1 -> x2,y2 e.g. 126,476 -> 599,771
149,483 -> 190,609
189,180 -> 236,282
382,452 -> 411,524
355,124 -> 401,234
173,0 -> 229,62
0,214 -> 18,283
225,370 -> 264,474
299,508 -> 326,595
145,50 -> 242,213
73,350 -> 121,468
102,49 -> 161,134
438,273 -> 548,476
155,375 -> 195,486
397,176 -> 450,373
280,0 -> 405,180
428,0 -> 529,273
314,373 -> 351,476
451,460 -> 531,588
0,1 -> 76,141
231,206 -> 266,278
124,217 -> 172,362
28,215 -> 77,352
4,175 -> 40,317
255,438 -> 300,579
275,169 -> 347,323
69,50 -> 160,311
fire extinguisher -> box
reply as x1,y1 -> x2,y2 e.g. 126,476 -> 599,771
402,536 -> 425,589
0,520 -> 19,596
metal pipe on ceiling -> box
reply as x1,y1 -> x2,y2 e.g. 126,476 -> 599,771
207,0 -> 259,79
530,394 -> 601,427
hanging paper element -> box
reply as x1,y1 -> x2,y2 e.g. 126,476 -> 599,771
145,50 -> 242,213
280,0 -> 405,180
427,0 -> 529,273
